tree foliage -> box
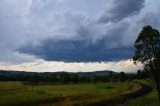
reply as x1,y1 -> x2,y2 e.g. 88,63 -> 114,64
133,25 -> 160,100
133,25 -> 160,64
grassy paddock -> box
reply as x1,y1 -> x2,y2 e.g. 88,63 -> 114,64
120,89 -> 160,106
120,79 -> 160,106
0,81 -> 138,106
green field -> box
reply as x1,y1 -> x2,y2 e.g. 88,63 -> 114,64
120,89 -> 160,106
0,80 -> 159,106
120,80 -> 160,106
0,81 -> 139,106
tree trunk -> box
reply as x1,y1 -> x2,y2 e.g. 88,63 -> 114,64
150,61 -> 160,101
152,68 -> 160,101
154,74 -> 160,101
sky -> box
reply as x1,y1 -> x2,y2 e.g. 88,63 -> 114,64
0,0 -> 160,73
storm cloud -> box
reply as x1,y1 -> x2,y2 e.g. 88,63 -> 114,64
98,0 -> 145,23
18,38 -> 134,62
0,0 -> 160,63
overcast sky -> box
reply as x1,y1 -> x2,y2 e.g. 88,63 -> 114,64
0,0 -> 160,72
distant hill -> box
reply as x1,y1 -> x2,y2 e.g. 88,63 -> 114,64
76,70 -> 117,77
0,70 -> 117,77
0,69 -> 118,82
0,70 -> 137,83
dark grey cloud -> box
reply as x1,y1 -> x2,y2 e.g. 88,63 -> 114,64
18,39 -> 134,62
17,17 -> 134,62
16,0 -> 146,63
0,0 -> 160,64
98,0 -> 145,23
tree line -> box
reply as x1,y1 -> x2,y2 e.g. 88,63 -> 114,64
0,70 -> 150,84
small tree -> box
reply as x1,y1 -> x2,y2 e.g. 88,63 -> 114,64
119,72 -> 126,82
133,25 -> 160,100
137,69 -> 142,79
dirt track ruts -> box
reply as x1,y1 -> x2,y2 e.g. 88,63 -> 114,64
86,82 -> 152,106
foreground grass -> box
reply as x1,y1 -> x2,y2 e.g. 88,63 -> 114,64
120,89 -> 160,106
120,79 -> 160,106
0,81 -> 137,106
